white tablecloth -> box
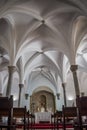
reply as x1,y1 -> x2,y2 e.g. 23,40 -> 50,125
35,112 -> 51,123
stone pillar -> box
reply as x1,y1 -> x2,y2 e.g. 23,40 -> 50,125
30,96 -> 32,113
62,83 -> 67,107
28,95 -> 30,110
18,84 -> 24,107
6,66 -> 15,97
70,65 -> 80,96
25,93 -> 29,110
54,95 -> 57,112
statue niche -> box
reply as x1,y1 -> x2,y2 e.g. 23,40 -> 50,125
30,90 -> 55,113
39,95 -> 46,112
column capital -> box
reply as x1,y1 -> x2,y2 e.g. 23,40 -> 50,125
62,83 -> 66,88
19,84 -> 24,88
8,66 -> 16,72
70,65 -> 78,72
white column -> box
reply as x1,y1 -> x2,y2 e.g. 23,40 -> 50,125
62,83 -> 67,106
6,66 -> 15,97
25,93 -> 29,110
70,65 -> 80,96
18,84 -> 24,107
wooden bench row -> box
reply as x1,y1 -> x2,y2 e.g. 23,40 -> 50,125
0,95 -> 87,130
0,95 -> 35,130
52,95 -> 87,130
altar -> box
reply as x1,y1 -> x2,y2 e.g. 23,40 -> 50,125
35,112 -> 51,123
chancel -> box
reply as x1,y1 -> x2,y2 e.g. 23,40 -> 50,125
0,0 -> 87,129
30,90 -> 55,113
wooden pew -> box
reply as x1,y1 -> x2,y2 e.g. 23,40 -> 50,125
0,95 -> 15,130
27,112 -> 35,130
51,114 -> 54,124
62,105 -> 77,130
74,96 -> 87,130
13,106 -> 27,130
27,111 -> 30,130
52,111 -> 62,130
56,111 -> 62,124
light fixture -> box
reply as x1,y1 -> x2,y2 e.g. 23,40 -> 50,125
67,95 -> 74,101
57,93 -> 60,100
13,95 -> 17,101
25,93 -> 29,100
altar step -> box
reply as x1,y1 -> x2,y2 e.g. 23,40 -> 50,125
29,123 -> 73,129
29,123 -> 56,129
17,123 -> 73,129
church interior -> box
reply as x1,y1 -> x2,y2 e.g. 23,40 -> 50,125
0,0 -> 87,129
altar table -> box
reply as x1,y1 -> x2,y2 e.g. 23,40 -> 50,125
35,112 -> 51,123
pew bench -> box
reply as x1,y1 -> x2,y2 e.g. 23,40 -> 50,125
0,96 -> 16,130
62,105 -> 77,130
27,112 -> 35,130
13,106 -> 27,130
74,96 -> 87,130
51,111 -> 62,130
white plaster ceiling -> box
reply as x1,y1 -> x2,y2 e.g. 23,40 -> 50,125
0,0 -> 87,99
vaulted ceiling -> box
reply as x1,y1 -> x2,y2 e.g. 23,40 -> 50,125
0,0 -> 87,103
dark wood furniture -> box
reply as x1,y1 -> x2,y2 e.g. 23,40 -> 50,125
13,106 -> 27,130
27,110 -> 30,130
62,105 -> 77,130
27,112 -> 35,130
74,96 -> 87,130
52,111 -> 62,130
0,95 -> 15,130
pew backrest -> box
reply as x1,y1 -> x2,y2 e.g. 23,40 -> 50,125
13,106 -> 27,118
62,106 -> 77,118
0,95 -> 13,125
76,96 -> 87,116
